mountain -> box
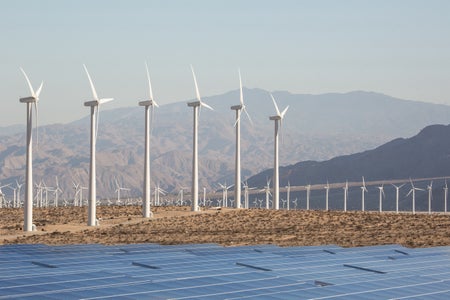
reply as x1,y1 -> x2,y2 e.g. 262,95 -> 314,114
247,124 -> 450,211
1,89 -> 450,201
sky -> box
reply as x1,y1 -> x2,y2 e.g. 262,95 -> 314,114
1,0 -> 449,126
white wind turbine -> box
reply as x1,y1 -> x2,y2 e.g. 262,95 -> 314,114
269,94 -> 289,210
139,62 -> 159,218
19,68 -> 43,231
0,184 -> 11,208
406,179 -> 425,214
187,65 -> 213,212
285,181 -> 291,210
343,181 -> 348,212
261,178 -> 272,209
115,178 -> 130,204
218,182 -> 233,207
391,183 -> 405,214
231,69 -> 252,209
444,179 -> 448,213
83,64 -> 113,226
324,181 -> 330,211
16,180 -> 24,208
361,176 -> 368,211
377,184 -> 385,212
427,181 -> 433,214
305,184 -> 311,210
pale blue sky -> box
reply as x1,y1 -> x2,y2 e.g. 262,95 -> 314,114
1,0 -> 449,126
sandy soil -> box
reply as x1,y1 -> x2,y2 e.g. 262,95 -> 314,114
2,206 -> 450,248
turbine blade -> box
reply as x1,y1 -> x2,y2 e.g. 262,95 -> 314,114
190,65 -> 201,102
35,81 -> 44,98
406,189 -> 412,197
99,98 -> 114,104
242,106 -> 253,125
270,93 -> 281,116
280,105 -> 289,118
233,109 -> 242,127
20,68 -> 36,98
201,101 -> 213,111
238,68 -> 244,105
83,64 -> 99,101
145,61 -> 154,102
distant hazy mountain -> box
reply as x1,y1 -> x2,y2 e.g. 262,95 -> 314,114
247,124 -> 450,211
0,89 -> 449,201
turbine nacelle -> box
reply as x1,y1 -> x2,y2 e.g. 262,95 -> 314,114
139,100 -> 156,107
19,96 -> 37,103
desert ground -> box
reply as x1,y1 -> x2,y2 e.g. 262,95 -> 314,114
1,206 -> 450,248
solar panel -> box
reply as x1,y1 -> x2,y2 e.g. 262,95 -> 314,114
1,243 -> 450,299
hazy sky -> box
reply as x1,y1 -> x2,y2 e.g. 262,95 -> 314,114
1,0 -> 449,126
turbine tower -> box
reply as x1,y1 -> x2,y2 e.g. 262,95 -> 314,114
231,69 -> 251,209
19,68 -> 43,232
305,184 -> 311,210
343,181 -> 348,212
391,183 -> 405,214
324,181 -> 330,211
377,184 -> 385,212
361,176 -> 368,211
139,62 -> 159,218
187,65 -> 213,212
269,94 -> 289,210
444,180 -> 448,213
427,181 -> 433,214
83,64 -> 113,226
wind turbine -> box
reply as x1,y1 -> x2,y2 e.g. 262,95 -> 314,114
187,65 -> 213,212
261,178 -> 272,209
361,176 -> 368,211
343,181 -> 348,212
377,184 -> 385,212
285,181 -> 291,210
83,64 -> 113,226
391,183 -> 405,214
19,68 -> 42,231
0,184 -> 11,208
269,93 -> 289,210
444,179 -> 448,213
139,62 -> 159,218
115,178 -> 130,204
16,180 -> 24,208
231,69 -> 252,209
54,176 -> 62,207
305,184 -> 311,210
324,181 -> 330,211
427,181 -> 433,214
406,179 -> 425,214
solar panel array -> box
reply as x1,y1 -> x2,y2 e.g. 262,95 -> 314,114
1,243 -> 450,299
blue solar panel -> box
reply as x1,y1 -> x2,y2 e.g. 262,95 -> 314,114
1,243 -> 450,299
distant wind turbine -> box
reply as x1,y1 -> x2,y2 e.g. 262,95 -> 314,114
444,179 -> 448,213
324,181 -> 330,211
187,65 -> 213,212
305,184 -> 311,210
231,69 -> 252,209
377,184 -> 385,212
19,68 -> 43,231
406,179 -> 425,214
139,62 -> 159,218
343,181 -> 348,212
269,93 -> 289,210
361,176 -> 368,212
83,64 -> 113,226
391,183 -> 405,214
427,181 -> 433,214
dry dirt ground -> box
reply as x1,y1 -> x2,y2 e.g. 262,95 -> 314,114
2,206 -> 450,248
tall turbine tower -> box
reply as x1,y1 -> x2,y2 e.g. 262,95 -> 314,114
139,62 -> 159,218
83,65 -> 113,226
19,68 -> 43,232
343,181 -> 348,212
269,94 -> 289,210
361,176 -> 368,211
377,184 -> 385,212
231,69 -> 251,209
444,180 -> 448,213
392,183 -> 405,213
324,181 -> 330,211
407,179 -> 424,214
187,65 -> 213,211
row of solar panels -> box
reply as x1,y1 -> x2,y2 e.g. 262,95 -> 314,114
1,243 -> 450,299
